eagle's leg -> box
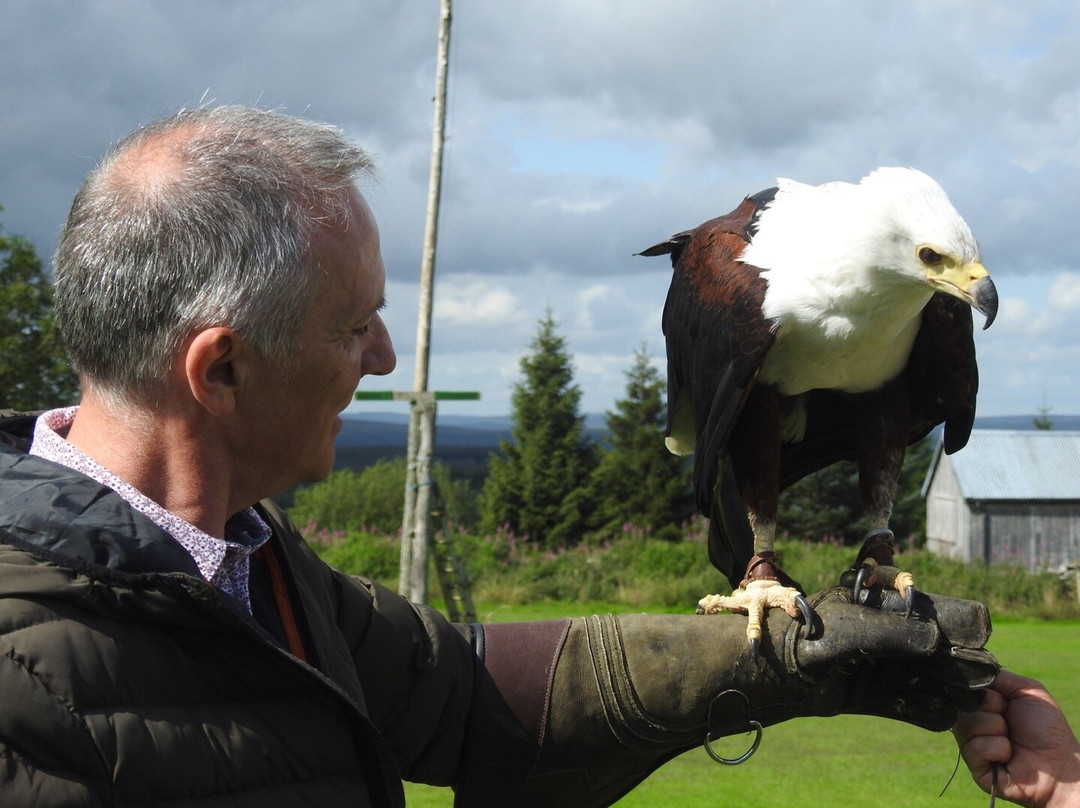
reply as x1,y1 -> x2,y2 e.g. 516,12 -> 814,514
848,529 -> 916,615
844,382 -> 918,613
697,388 -> 814,654
697,524 -> 813,655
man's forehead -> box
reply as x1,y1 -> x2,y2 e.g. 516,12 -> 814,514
310,194 -> 385,323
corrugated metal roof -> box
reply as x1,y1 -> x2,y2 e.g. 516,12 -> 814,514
926,430 -> 1080,501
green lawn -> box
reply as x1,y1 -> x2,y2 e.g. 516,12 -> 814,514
403,602 -> 1080,807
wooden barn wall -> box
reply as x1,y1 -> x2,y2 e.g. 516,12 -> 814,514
971,502 -> 1080,572
926,454 -> 972,561
924,454 -> 1080,570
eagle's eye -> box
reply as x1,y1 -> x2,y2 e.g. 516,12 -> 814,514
917,246 -> 944,266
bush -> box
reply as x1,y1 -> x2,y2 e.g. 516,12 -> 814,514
305,523 -> 401,584
289,459 -> 481,536
305,517 -> 1080,620
289,461 -> 404,534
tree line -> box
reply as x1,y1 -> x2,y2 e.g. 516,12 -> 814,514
293,310 -> 935,551
292,310 -> 698,549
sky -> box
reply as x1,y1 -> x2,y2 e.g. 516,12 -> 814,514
2,0 -> 1079,421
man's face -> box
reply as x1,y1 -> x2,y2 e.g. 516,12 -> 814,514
236,190 -> 396,494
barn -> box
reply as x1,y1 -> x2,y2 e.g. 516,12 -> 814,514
922,430 -> 1080,572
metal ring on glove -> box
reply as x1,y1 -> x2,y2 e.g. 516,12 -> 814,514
703,689 -> 762,765
703,720 -> 762,765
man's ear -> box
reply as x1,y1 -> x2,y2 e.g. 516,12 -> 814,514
184,327 -> 247,415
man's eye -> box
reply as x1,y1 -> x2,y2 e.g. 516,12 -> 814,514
354,323 -> 370,337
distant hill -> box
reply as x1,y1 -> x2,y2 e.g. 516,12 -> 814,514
334,412 -> 609,486
334,411 -> 1080,484
973,414 -> 1080,431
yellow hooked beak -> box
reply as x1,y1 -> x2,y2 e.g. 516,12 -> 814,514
924,254 -> 998,330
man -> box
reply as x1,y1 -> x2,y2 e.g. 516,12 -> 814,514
0,106 -> 996,807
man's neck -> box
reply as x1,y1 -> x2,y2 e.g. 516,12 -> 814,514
65,396 -> 237,540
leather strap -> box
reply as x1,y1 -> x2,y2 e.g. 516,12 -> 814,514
254,543 -> 308,662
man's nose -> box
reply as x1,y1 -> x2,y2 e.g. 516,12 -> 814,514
364,316 -> 396,377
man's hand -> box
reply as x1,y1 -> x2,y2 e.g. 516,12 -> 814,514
954,670 -> 1080,808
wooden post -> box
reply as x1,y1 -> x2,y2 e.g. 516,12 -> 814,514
400,0 -> 452,602
399,404 -> 420,594
357,391 -> 479,608
408,395 -> 437,602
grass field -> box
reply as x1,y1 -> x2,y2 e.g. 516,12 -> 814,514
401,602 -> 1080,807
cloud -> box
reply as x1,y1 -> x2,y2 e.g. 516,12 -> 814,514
3,0 -> 1079,416
996,297 -> 1036,333
1048,271 -> 1080,313
974,269 -> 1080,416
435,278 -> 526,328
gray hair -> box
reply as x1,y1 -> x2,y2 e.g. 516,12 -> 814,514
54,105 -> 375,404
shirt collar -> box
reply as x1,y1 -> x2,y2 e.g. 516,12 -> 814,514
28,406 -> 269,584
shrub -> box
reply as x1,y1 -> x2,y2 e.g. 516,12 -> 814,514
289,459 -> 481,536
289,462 -> 404,534
308,525 -> 401,584
306,519 -> 1080,620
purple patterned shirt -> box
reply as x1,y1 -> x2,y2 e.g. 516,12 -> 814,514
29,406 -> 269,613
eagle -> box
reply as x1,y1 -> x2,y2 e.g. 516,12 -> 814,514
641,167 -> 997,651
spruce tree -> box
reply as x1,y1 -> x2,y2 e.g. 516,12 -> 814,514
0,213 -> 79,410
590,345 -> 693,538
1033,393 -> 1053,430
482,311 -> 597,549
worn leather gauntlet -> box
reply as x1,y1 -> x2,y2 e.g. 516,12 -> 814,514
454,587 -> 997,808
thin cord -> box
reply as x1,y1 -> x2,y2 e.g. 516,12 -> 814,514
939,747 -> 962,797
939,749 -> 1001,808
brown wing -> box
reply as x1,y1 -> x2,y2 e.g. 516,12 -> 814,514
775,293 -> 980,489
646,190 -> 777,581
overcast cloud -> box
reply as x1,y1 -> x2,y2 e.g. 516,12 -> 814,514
2,0 -> 1078,419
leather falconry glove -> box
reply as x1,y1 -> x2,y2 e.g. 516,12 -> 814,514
454,587 -> 997,808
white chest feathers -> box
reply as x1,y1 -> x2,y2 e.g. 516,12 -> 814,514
756,276 -> 931,396
736,167 -> 979,398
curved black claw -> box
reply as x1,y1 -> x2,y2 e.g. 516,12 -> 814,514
852,564 -> 872,603
749,637 -> 760,662
904,585 -> 918,619
794,594 -> 820,639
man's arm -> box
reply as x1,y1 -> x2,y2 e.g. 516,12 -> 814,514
267,499 -> 995,808
258,500 -> 479,786
452,588 -> 997,808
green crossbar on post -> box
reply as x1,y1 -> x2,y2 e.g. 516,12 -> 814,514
429,391 -> 480,401
352,390 -> 395,401
352,387 -> 480,618
354,390 -> 480,402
